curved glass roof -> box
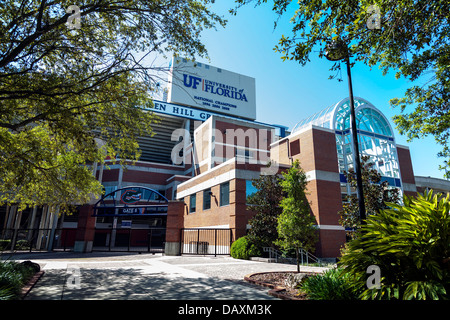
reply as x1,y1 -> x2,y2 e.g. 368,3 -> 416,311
291,97 -> 401,186
292,97 -> 393,137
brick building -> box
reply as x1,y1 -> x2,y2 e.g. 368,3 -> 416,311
0,58 -> 434,260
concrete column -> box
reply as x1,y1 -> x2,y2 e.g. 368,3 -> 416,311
28,206 -> 38,229
42,206 -> 53,250
110,217 -> 118,248
98,162 -> 105,184
5,205 -> 17,230
3,205 -> 15,239
11,209 -> 22,250
36,206 -> 48,250
47,206 -> 60,251
2,205 -> 10,232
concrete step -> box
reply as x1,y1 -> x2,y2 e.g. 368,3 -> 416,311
250,257 -> 276,263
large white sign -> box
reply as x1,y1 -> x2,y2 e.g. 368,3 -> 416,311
168,57 -> 256,120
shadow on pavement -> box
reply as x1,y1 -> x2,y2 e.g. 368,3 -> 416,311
25,267 -> 276,300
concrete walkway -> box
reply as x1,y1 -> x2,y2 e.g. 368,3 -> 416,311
4,252 -> 328,300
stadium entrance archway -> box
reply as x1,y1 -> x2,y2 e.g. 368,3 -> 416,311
92,186 -> 168,252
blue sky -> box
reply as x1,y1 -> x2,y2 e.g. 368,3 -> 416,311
154,2 -> 445,179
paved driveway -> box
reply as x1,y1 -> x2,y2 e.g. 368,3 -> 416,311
5,252 -> 327,300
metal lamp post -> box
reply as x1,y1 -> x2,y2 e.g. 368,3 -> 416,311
325,39 -> 367,223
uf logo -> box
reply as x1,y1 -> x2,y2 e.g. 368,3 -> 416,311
183,74 -> 202,89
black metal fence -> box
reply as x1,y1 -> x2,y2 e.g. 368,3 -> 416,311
0,227 -> 166,253
93,227 -> 166,253
180,228 -> 233,256
2,227 -> 233,255
0,228 -> 76,252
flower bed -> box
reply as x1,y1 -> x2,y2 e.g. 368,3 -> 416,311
245,271 -> 314,300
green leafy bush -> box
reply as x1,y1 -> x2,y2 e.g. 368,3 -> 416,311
300,268 -> 358,300
230,236 -> 261,260
0,286 -> 14,300
0,239 -> 31,251
0,261 -> 35,300
339,190 -> 450,300
16,240 -> 31,250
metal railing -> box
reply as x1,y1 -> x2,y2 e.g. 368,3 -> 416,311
180,228 -> 233,256
263,247 -> 324,266
0,227 -> 168,253
0,228 -> 76,252
92,227 -> 166,253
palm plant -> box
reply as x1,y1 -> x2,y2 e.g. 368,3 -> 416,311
339,190 -> 450,300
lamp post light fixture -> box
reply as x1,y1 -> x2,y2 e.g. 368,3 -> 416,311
325,39 -> 367,223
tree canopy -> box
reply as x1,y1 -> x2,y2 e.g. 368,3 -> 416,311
232,0 -> 450,177
246,169 -> 284,248
0,0 -> 225,211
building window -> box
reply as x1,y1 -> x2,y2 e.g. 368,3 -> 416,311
220,182 -> 230,206
103,185 -> 117,199
290,139 -> 300,156
189,194 -> 196,213
203,188 -> 211,210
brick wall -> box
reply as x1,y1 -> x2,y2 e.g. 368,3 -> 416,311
316,229 -> 346,258
397,145 -> 417,196
166,201 -> 185,243
397,146 -> 416,185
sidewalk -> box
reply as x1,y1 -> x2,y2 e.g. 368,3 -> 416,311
4,252 -> 328,300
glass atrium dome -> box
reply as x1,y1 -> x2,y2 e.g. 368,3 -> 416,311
292,97 -> 402,189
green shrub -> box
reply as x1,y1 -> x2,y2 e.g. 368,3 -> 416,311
0,240 -> 11,251
0,286 -> 14,300
0,239 -> 31,250
339,190 -> 450,300
0,261 -> 35,300
16,240 -> 31,250
230,236 -> 261,260
300,268 -> 358,300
